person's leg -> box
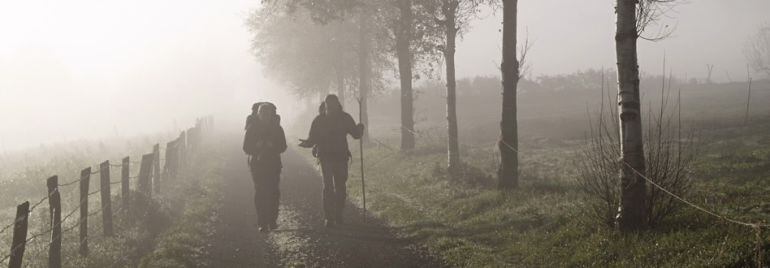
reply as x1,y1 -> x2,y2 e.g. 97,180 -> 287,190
320,158 -> 337,224
250,159 -> 258,221
334,160 -> 348,223
253,179 -> 261,225
251,164 -> 267,228
268,170 -> 281,229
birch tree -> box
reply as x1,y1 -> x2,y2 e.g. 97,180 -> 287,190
614,0 -> 676,231
430,0 -> 489,172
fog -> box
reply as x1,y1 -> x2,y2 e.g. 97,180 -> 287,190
0,0 -> 295,152
1,0 -> 767,152
462,0 -> 770,80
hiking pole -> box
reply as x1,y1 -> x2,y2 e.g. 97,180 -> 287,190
357,97 -> 367,223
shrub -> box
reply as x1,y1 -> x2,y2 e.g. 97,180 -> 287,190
578,76 -> 695,228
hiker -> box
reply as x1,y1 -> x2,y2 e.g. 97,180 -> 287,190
243,102 -> 287,232
299,94 -> 364,227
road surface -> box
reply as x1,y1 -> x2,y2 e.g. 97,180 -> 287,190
208,142 -> 441,267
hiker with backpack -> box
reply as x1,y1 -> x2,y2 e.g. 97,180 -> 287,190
299,94 -> 364,227
243,102 -> 287,232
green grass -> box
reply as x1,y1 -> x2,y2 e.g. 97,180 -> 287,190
139,146 -> 224,268
341,121 -> 770,267
0,139 -> 223,267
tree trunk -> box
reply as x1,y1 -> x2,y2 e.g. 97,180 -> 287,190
498,0 -> 519,189
615,0 -> 648,231
397,0 -> 415,150
336,58 -> 346,106
358,15 -> 371,141
444,1 -> 460,172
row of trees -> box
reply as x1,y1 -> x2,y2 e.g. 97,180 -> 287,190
248,0 -> 491,172
250,0 -> 676,231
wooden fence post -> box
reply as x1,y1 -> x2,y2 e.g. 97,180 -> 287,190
8,201 -> 29,268
153,144 -> 161,194
47,176 -> 61,268
179,131 -> 187,169
188,127 -> 197,152
99,161 -> 113,236
79,167 -> 90,256
138,153 -> 154,199
164,141 -> 176,179
121,157 -> 129,215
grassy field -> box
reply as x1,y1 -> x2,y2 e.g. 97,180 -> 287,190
0,135 -> 223,267
339,118 -> 770,267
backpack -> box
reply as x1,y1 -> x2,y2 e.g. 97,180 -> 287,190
243,115 -> 259,155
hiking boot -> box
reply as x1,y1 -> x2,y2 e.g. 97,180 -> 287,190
324,219 -> 335,228
258,225 -> 269,233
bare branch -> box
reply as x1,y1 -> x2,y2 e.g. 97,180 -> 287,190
518,29 -> 534,80
636,0 -> 681,41
744,23 -> 770,78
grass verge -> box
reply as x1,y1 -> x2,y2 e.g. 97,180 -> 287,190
138,146 -> 224,268
341,122 -> 770,267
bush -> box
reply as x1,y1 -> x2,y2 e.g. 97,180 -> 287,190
578,82 -> 695,228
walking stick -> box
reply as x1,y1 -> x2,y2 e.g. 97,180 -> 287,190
357,97 -> 367,223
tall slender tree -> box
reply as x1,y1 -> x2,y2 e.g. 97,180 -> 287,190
615,0 -> 677,231
615,0 -> 646,231
442,1 -> 461,172
335,47 -> 347,104
498,0 -> 519,189
357,12 -> 372,141
432,0 -> 488,172
396,0 -> 417,150
352,0 -> 395,142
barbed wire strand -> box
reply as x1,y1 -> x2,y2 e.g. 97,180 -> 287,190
622,161 -> 770,228
58,177 -> 82,187
0,226 -> 48,264
0,198 -> 97,265
499,140 -> 521,154
29,191 -> 54,212
0,215 -> 24,236
0,190 -> 57,235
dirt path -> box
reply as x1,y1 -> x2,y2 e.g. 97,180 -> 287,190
208,142 -> 441,267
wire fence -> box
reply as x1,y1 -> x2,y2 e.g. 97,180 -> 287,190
0,115 -> 213,268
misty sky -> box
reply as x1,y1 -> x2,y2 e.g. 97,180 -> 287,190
1,0 -> 768,151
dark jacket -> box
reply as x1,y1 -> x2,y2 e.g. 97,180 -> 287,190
244,115 -> 287,171
307,111 -> 362,160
